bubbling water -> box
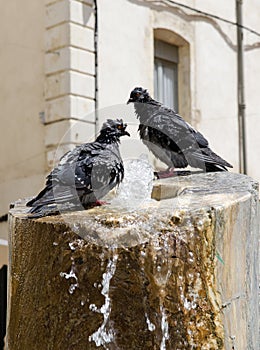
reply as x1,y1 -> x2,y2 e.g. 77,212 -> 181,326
111,154 -> 154,210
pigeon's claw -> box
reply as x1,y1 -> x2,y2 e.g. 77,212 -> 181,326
154,168 -> 176,179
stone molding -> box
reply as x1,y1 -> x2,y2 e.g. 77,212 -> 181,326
44,0 -> 95,169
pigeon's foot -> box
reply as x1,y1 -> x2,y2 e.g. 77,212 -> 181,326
154,168 -> 193,179
154,168 -> 176,179
95,200 -> 108,206
83,200 -> 109,209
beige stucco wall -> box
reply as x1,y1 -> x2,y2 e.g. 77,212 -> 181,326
0,1 -> 46,249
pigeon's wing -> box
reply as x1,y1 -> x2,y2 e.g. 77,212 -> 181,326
75,143 -> 124,205
149,107 -> 209,149
27,143 -> 103,208
138,121 -> 188,168
139,108 -> 203,167
27,142 -> 124,210
145,107 -> 231,169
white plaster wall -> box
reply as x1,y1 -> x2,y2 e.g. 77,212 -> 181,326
98,0 -> 153,108
98,0 -> 154,162
194,20 -> 238,171
246,43 -> 260,180
98,0 -> 195,166
98,0 -> 260,182
244,0 -> 260,181
193,0 -> 260,179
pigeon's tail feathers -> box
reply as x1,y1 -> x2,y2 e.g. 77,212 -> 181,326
26,184 -> 53,207
205,163 -> 228,172
27,203 -> 60,219
27,199 -> 84,219
26,186 -> 54,207
202,148 -> 233,169
26,185 -> 78,209
190,147 -> 233,172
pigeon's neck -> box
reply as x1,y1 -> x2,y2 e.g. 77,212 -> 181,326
134,99 -> 160,120
95,133 -> 120,145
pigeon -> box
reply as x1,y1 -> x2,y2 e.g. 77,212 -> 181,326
26,119 -> 130,218
127,87 -> 232,174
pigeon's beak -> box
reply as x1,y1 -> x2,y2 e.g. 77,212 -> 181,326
127,98 -> 134,104
123,130 -> 130,137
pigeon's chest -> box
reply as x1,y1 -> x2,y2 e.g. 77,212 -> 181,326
138,123 -> 165,147
98,143 -> 122,166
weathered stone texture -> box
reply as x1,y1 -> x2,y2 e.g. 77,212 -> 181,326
7,173 -> 259,349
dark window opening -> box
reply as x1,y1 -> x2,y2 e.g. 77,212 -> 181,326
154,39 -> 179,111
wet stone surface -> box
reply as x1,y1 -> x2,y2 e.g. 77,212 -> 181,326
7,172 -> 259,349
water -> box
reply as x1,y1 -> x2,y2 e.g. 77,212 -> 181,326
160,305 -> 169,350
145,313 -> 156,332
111,154 -> 154,210
60,259 -> 79,294
89,252 -> 118,348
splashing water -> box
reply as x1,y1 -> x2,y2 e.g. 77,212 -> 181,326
160,305 -> 169,350
111,154 -> 154,210
145,313 -> 156,332
89,253 -> 118,348
60,259 -> 79,294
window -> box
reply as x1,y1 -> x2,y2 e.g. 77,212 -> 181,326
154,40 -> 179,111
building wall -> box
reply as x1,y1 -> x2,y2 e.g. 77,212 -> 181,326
44,0 -> 96,166
0,1 -> 46,251
244,0 -> 260,180
0,0 -> 97,262
98,0 -> 260,179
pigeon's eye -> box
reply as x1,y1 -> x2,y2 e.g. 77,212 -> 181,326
135,93 -> 141,97
117,125 -> 123,130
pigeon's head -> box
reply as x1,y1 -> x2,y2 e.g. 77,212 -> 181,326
127,87 -> 150,104
100,119 -> 130,141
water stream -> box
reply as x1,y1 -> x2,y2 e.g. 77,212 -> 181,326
89,252 -> 119,348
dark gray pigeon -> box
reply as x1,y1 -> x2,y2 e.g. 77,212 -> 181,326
27,119 -> 130,218
127,87 -> 232,174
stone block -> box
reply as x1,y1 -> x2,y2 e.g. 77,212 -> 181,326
70,23 -> 94,51
70,0 -> 95,28
45,47 -> 95,76
70,47 -> 95,75
45,95 -> 70,122
45,22 -> 94,53
45,22 -> 69,52
45,0 -> 93,3
45,0 -> 61,5
70,71 -> 95,98
76,0 -> 94,5
46,0 -> 94,29
45,70 -> 95,100
45,95 -> 95,123
45,47 -> 70,75
45,0 -> 69,29
7,173 -> 259,349
45,71 -> 69,100
44,119 -> 95,147
70,95 -> 95,120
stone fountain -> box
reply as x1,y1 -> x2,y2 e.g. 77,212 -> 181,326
6,170 -> 259,349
